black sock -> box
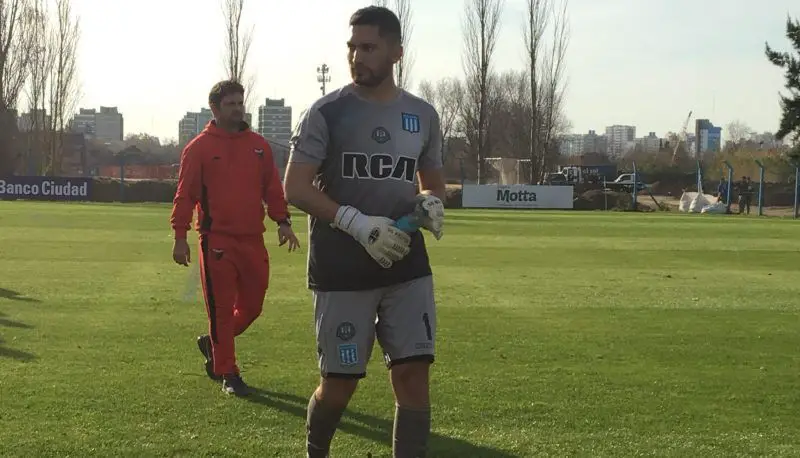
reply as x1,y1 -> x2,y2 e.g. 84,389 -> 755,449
393,405 -> 431,458
306,393 -> 345,458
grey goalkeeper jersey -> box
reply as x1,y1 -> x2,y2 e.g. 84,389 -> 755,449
288,84 -> 444,292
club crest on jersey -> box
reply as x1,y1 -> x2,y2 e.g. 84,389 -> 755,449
342,152 -> 417,183
371,127 -> 391,144
254,148 -> 264,157
401,113 -> 420,133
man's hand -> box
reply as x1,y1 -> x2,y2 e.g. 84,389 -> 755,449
277,223 -> 300,252
332,205 -> 411,269
173,238 -> 191,266
415,191 -> 445,240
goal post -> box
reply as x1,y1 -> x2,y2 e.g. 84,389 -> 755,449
483,157 -> 532,185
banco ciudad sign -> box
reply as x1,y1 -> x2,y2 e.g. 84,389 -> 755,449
0,176 -> 92,201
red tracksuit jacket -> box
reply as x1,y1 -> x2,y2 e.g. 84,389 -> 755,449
170,120 -> 289,239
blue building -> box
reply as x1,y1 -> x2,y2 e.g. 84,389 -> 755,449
695,119 -> 722,158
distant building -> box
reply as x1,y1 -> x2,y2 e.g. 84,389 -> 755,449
685,133 -> 697,155
605,125 -> 636,158
70,106 -> 124,142
748,132 -> 781,149
636,132 -> 661,154
559,134 -> 585,157
95,107 -> 124,141
583,130 -> 608,155
71,109 -> 96,137
17,109 -> 51,132
178,108 -> 252,145
178,108 -> 213,145
559,130 -> 608,157
257,98 -> 292,146
695,119 -> 722,158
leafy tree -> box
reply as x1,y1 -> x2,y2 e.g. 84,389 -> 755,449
765,15 -> 800,156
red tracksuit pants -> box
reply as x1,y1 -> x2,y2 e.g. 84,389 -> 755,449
198,232 -> 269,376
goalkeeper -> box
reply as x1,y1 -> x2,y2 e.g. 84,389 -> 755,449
283,8 -> 445,455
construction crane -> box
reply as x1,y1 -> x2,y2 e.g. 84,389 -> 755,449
671,110 -> 693,164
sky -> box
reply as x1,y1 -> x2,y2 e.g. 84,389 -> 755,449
68,0 -> 799,143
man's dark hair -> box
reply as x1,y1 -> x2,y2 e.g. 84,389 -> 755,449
208,80 -> 245,106
349,6 -> 402,43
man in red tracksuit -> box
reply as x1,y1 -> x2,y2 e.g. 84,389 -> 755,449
170,80 -> 300,397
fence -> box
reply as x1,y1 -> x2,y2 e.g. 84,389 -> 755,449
693,160 -> 799,217
97,165 -> 177,180
1,161 -> 798,218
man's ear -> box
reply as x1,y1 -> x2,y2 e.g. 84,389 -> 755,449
392,43 -> 404,65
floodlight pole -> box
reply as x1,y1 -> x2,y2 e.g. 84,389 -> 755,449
317,64 -> 331,96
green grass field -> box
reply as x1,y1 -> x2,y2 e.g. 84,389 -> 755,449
1,202 -> 799,457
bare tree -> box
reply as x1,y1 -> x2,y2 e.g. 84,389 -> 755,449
418,77 -> 464,143
24,0 -> 52,174
726,120 -> 753,144
0,0 -> 32,111
538,0 -> 569,177
46,0 -> 80,176
0,0 -> 34,175
394,0 -> 414,89
372,0 -> 415,89
523,0 -> 548,182
491,70 -> 531,159
461,0 -> 504,184
221,0 -> 256,112
523,0 -> 569,182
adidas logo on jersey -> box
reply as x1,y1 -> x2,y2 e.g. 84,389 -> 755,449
342,153 -> 416,182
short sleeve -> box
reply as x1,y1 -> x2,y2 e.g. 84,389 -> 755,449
288,107 -> 329,165
419,109 -> 443,170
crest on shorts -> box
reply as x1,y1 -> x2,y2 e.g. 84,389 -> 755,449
401,113 -> 420,133
211,248 -> 224,260
338,343 -> 358,366
336,322 -> 356,341
371,127 -> 391,144
254,148 -> 264,157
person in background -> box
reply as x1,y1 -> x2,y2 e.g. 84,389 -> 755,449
717,177 -> 727,204
737,176 -> 754,215
170,80 -> 300,397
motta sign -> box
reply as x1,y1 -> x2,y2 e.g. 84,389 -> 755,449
0,176 -> 92,201
462,184 -> 573,209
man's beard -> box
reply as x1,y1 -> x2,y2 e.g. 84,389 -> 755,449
219,113 -> 243,130
351,65 -> 392,88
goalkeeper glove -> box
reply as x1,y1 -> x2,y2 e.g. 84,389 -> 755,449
413,191 -> 445,240
332,205 -> 411,269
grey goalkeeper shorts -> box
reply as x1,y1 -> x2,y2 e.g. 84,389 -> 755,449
313,275 -> 436,379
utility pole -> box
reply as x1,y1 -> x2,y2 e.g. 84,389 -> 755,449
317,64 -> 331,96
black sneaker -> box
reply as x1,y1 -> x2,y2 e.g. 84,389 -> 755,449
196,335 -> 221,382
222,373 -> 250,397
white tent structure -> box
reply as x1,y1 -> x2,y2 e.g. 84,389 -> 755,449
679,190 -> 725,213
678,164 -> 727,214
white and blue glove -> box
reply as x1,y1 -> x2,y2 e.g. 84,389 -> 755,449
414,191 -> 445,240
332,205 -> 411,269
